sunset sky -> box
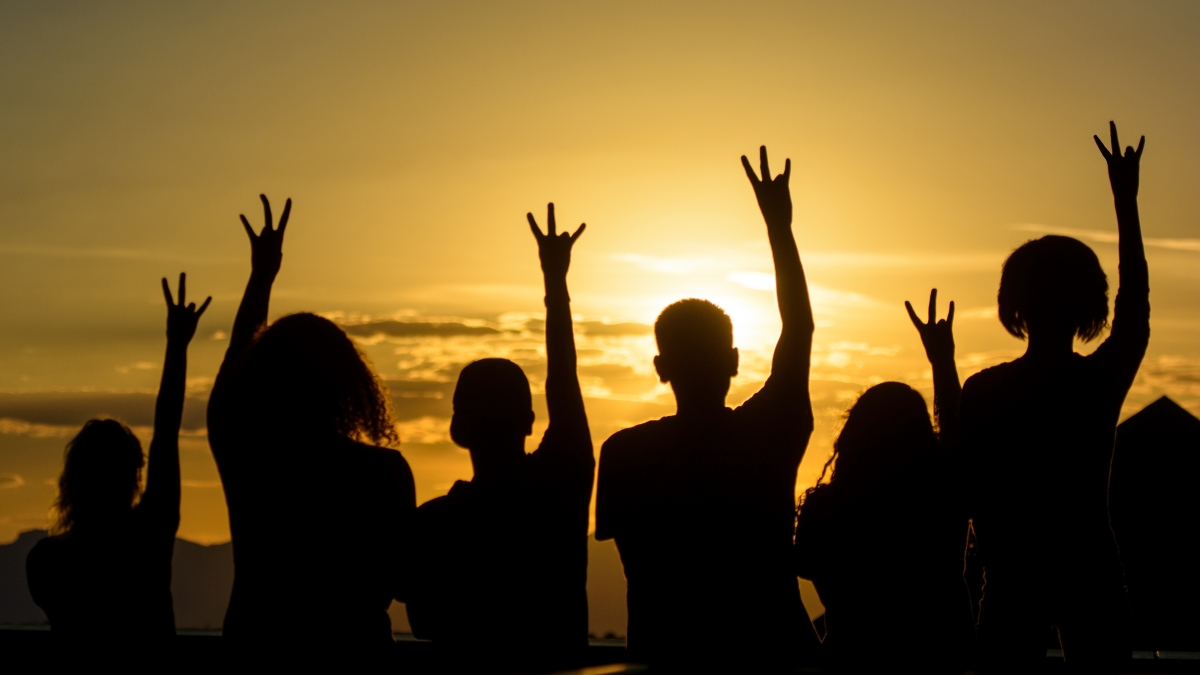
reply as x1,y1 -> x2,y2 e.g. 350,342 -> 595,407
1,0 -> 1198,611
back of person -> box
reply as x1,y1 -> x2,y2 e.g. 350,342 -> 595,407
28,522 -> 176,642
597,147 -> 818,668
406,206 -> 594,672
409,454 -> 590,660
797,463 -> 971,666
206,197 -> 416,651
222,435 -> 411,645
602,408 -> 808,661
962,124 -> 1150,669
27,277 -> 208,652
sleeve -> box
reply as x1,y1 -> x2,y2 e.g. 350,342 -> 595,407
593,434 -> 627,542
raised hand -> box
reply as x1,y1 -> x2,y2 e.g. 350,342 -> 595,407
741,145 -> 792,231
528,203 -> 585,279
906,289 -> 955,365
1094,121 -> 1144,202
162,272 -> 211,345
240,194 -> 292,277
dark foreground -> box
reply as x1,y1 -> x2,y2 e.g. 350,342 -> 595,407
3,627 -> 1199,673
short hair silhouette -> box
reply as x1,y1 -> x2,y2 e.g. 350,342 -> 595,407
450,358 -> 533,444
238,312 -> 397,445
53,419 -> 144,534
998,235 -> 1109,342
815,382 -> 936,490
655,299 -> 734,355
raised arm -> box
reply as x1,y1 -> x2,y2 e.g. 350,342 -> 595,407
741,146 -> 815,395
1092,122 -> 1150,380
527,204 -> 592,463
207,195 -> 290,444
906,289 -> 960,454
138,274 -> 210,529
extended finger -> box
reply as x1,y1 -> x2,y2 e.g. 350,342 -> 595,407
905,300 -> 923,328
197,297 -> 212,316
547,203 -> 557,237
1093,135 -> 1112,159
241,214 -> 256,239
178,272 -> 186,307
570,223 -> 586,242
161,278 -> 174,307
1135,136 -> 1145,158
260,194 -> 273,231
946,300 -> 955,326
527,212 -> 543,239
759,146 -> 770,183
782,158 -> 791,184
741,155 -> 760,185
277,198 -> 292,235
1109,121 -> 1120,156
928,288 -> 938,323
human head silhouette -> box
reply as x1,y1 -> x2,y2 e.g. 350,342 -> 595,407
822,382 -> 936,489
999,235 -> 1109,343
653,299 -> 739,408
53,419 -> 144,534
450,359 -> 534,462
237,312 -> 397,445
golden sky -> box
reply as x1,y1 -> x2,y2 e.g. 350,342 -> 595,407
1,1 -> 1199,561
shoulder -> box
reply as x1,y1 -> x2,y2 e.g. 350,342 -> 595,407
600,417 -> 674,463
962,360 -> 1020,398
347,441 -> 414,476
26,536 -> 64,573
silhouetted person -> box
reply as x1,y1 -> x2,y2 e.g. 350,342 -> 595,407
795,291 -> 973,670
595,147 -> 818,670
962,123 -> 1150,671
26,275 -> 210,654
206,196 -> 415,656
1110,396 -> 1200,651
406,204 -> 594,673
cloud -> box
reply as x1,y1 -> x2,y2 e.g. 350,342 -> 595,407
0,474 -> 25,489
0,418 -> 77,438
181,479 -> 223,489
0,392 -> 207,431
1014,224 -> 1200,253
341,320 -> 501,339
0,242 -> 239,263
576,321 -> 652,337
394,416 -> 452,445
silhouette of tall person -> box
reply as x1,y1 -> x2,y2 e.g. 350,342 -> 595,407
406,204 -> 594,673
206,196 -> 416,655
962,123 -> 1150,671
795,290 -> 974,670
595,147 -> 819,670
27,275 -> 209,655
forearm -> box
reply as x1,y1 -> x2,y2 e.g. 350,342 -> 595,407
144,342 -> 186,513
543,272 -> 586,426
227,272 -> 275,357
768,225 -> 814,380
930,355 -> 961,453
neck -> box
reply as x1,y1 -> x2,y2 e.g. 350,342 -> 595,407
672,389 -> 728,418
1023,329 -> 1076,361
468,437 -> 526,481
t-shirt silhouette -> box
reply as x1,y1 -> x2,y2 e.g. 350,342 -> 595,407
27,511 -> 176,644
795,461 -> 974,668
596,376 -> 816,666
406,424 -> 594,670
961,251 -> 1149,661
212,431 -> 415,647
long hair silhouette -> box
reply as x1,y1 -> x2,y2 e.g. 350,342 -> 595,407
235,312 -> 397,445
808,382 -> 937,496
52,419 -> 144,535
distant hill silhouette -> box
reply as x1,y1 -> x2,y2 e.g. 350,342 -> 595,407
1111,396 -> 1200,651
0,530 -> 233,629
